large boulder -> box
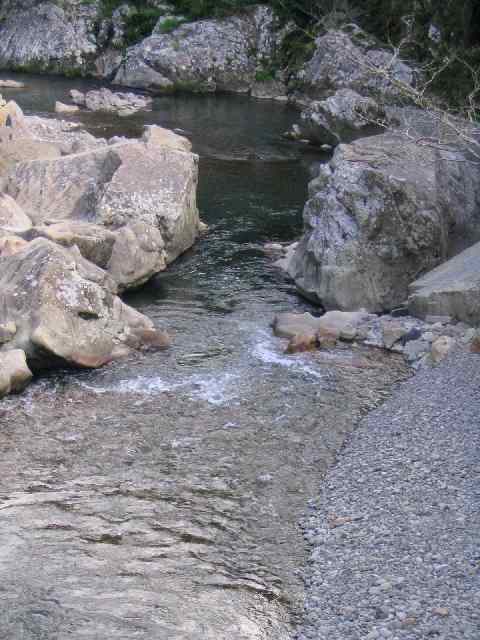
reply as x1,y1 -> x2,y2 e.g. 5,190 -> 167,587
0,1 -> 99,75
287,133 -> 480,311
0,193 -> 32,235
297,26 -> 414,103
114,6 -> 281,93
0,238 -> 163,370
297,89 -> 387,147
409,241 -> 480,325
2,126 -> 200,290
0,349 -> 32,398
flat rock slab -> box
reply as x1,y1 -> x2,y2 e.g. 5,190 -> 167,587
409,241 -> 480,325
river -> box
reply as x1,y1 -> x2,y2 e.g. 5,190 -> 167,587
0,74 -> 408,639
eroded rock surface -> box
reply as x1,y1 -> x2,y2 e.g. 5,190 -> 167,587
0,238 -> 161,370
0,349 -> 32,398
286,133 -> 480,312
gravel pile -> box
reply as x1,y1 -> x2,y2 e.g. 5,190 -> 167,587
296,347 -> 480,639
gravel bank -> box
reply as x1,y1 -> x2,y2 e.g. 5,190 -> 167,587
296,347 -> 480,639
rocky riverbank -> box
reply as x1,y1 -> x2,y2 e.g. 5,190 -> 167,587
0,99 -> 203,398
295,344 -> 480,640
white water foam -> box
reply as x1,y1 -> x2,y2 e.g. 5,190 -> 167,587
251,331 -> 323,379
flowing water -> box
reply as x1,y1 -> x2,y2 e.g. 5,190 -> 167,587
0,75 -> 409,639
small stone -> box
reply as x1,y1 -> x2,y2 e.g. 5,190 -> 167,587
55,101 -> 80,114
381,320 -> 408,349
286,333 -> 318,354
433,607 -> 449,617
431,336 -> 455,363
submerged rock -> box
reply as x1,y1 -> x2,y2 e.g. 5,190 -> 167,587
409,241 -> 480,325
287,133 -> 480,312
0,238 -> 164,371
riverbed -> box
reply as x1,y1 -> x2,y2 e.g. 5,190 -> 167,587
0,75 -> 409,639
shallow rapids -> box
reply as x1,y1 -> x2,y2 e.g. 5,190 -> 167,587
0,73 -> 409,639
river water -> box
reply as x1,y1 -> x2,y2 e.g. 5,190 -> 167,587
0,75 -> 408,639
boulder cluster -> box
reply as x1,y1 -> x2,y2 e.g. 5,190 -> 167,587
0,99 -> 202,398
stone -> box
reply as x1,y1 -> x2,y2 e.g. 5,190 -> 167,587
431,336 -> 455,363
0,321 -> 16,344
82,88 -> 153,115
0,349 -> 32,398
381,320 -> 409,349
273,312 -> 323,340
0,2 -> 99,76
142,125 -> 192,152
470,330 -> 480,353
0,99 -> 29,131
285,333 -> 317,354
297,89 -> 387,147
403,339 -> 429,362
0,238 -> 164,370
114,6 -> 282,94
0,234 -> 28,258
55,101 -> 80,114
251,79 -> 287,101
409,241 -> 480,325
0,79 -> 25,89
0,193 -> 32,235
287,133 -> 480,311
70,89 -> 86,106
3,127 -> 201,290
297,26 -> 413,103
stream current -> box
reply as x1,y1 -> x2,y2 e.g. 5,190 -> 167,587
0,75 -> 408,639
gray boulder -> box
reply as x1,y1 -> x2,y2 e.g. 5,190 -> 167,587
114,5 -> 281,93
0,1 -> 99,75
297,26 -> 414,103
297,89 -> 387,146
3,126 -> 200,290
0,238 -> 163,370
0,193 -> 32,236
287,133 -> 480,311
71,88 -> 153,116
409,241 -> 480,325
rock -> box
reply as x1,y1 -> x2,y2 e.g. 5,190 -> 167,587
0,138 -> 62,175
0,349 -> 32,398
287,133 -> 480,311
0,234 -> 28,258
403,338 -> 429,362
0,99 -> 29,131
285,333 -> 317,353
3,126 -> 200,290
70,89 -> 86,106
0,321 -> 16,344
0,194 -> 32,235
409,241 -> 480,325
273,312 -> 322,340
0,238 -> 164,370
114,6 -> 282,94
297,26 -> 413,103
470,330 -> 480,353
0,2 -> 99,75
82,88 -> 153,115
431,336 -> 455,363
55,101 -> 80,114
0,79 -> 25,89
381,320 -> 409,349
142,125 -> 192,152
251,78 -> 288,101
296,89 -> 387,147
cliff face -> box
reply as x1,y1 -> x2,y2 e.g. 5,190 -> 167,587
0,1 -> 102,75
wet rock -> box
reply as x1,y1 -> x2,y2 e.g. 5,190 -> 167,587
296,26 -> 413,103
431,336 -> 455,364
55,101 -> 80,115
409,241 -> 480,325
114,6 -> 282,94
286,333 -> 317,353
0,238 -> 162,370
287,133 -> 480,312
381,320 -> 409,349
251,78 -> 288,101
297,89 -> 387,147
0,349 -> 32,398
470,330 -> 480,353
273,312 -> 322,340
